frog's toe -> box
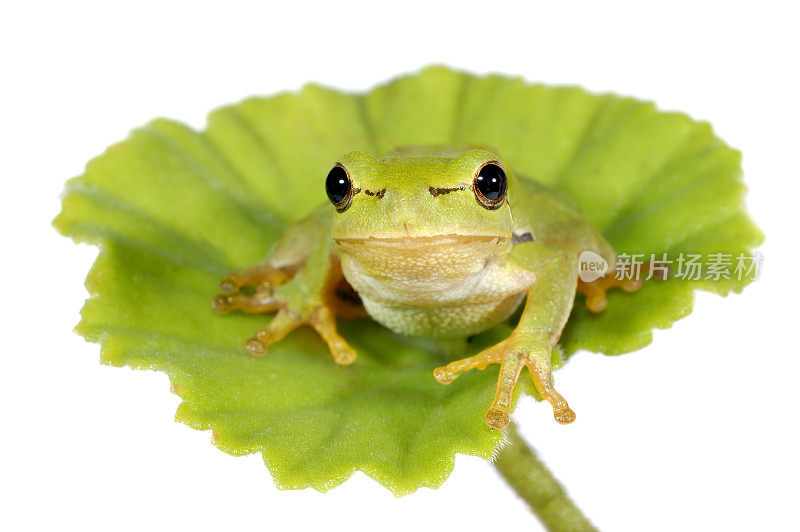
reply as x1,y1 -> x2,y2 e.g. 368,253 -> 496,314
219,265 -> 294,293
527,364 -> 576,425
219,272 -> 244,293
553,405 -> 576,424
483,349 -> 528,430
309,305 -> 359,365
433,366 -> 458,384
331,344 -> 357,365
484,407 -> 510,430
244,309 -> 303,357
433,348 -> 504,385
213,292 -> 281,314
577,271 -> 645,313
621,278 -> 643,292
245,337 -> 268,357
584,291 -> 607,313
213,293 -> 236,314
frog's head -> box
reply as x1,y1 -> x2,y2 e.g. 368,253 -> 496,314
326,147 -> 514,277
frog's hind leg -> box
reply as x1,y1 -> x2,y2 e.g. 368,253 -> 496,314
213,264 -> 292,314
577,274 -> 642,313
212,291 -> 282,314
213,263 -> 298,314
218,264 -> 295,293
219,205 -> 334,294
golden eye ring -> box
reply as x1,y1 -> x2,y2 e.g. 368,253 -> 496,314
325,163 -> 354,212
473,161 -> 507,210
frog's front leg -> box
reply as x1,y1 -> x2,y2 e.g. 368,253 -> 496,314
214,237 -> 358,365
434,242 -> 578,430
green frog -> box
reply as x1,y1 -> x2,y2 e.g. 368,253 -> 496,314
213,146 -> 639,429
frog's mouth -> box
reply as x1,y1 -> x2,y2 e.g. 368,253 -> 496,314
334,234 -> 509,249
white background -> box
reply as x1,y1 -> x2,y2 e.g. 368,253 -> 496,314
2,1 -> 798,530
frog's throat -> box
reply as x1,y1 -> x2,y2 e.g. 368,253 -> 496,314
334,234 -> 531,337
333,234 -> 512,282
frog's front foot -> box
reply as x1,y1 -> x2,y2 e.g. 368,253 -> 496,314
213,268 -> 357,365
434,335 -> 574,430
239,304 -> 356,364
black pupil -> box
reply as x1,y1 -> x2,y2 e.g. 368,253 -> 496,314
325,165 -> 351,205
476,163 -> 507,202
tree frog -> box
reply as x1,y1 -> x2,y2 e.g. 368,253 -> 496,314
213,146 -> 640,430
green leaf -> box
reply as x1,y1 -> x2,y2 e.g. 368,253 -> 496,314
55,65 -> 762,495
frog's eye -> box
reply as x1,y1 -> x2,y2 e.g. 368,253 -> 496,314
325,163 -> 354,212
473,161 -> 507,209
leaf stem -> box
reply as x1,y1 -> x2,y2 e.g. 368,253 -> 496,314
494,423 -> 596,531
